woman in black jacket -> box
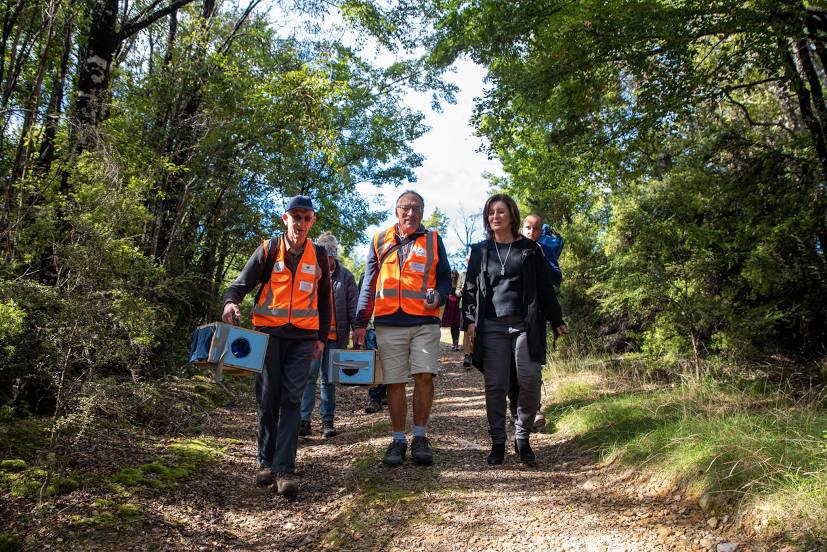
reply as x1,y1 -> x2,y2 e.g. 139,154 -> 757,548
462,194 -> 567,466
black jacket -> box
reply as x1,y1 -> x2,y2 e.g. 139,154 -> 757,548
462,238 -> 564,370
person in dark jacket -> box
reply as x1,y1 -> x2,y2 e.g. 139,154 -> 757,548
222,195 -> 331,499
299,232 -> 358,438
441,270 -> 462,350
462,194 -> 567,467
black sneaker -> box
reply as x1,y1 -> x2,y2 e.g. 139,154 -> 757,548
322,421 -> 338,438
462,354 -> 472,368
382,440 -> 407,467
364,400 -> 382,414
298,419 -> 311,436
410,436 -> 434,465
514,438 -> 537,467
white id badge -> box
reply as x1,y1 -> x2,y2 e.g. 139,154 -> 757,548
409,262 -> 425,273
299,280 -> 313,292
272,261 -> 284,272
301,263 -> 315,274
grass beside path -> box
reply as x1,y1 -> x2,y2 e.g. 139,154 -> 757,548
543,356 -> 827,547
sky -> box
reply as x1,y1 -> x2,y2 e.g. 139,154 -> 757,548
354,58 -> 503,264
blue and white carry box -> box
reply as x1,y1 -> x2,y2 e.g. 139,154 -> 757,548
189,322 -> 269,383
327,349 -> 383,386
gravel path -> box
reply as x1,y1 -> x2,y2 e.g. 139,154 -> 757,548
54,339 -> 746,551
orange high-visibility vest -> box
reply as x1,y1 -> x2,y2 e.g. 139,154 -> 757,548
252,237 -> 321,329
373,227 -> 438,317
327,286 -> 337,341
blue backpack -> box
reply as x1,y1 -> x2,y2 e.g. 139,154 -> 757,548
537,224 -> 563,286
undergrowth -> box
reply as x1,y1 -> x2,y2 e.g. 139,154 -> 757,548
543,355 -> 827,546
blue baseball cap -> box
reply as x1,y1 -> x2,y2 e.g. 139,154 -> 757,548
285,195 -> 315,212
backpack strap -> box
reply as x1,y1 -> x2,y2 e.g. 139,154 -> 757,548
253,236 -> 280,305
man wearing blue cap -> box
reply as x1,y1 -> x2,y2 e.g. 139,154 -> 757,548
222,195 -> 331,499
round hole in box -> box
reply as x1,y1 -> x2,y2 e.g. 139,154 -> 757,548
230,337 -> 251,358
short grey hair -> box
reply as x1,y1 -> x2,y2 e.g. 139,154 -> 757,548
396,189 -> 424,209
315,231 -> 339,259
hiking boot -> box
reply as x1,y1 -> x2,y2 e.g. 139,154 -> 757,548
410,436 -> 434,465
462,354 -> 472,368
322,421 -> 338,438
533,411 -> 546,431
256,464 -> 273,487
298,419 -> 311,436
276,472 -> 298,500
514,438 -> 537,467
382,439 -> 407,467
364,400 -> 382,414
486,443 -> 505,466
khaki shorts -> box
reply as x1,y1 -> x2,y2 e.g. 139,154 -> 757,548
375,324 -> 441,384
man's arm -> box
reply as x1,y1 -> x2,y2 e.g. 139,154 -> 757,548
355,236 -> 380,327
433,234 -> 452,306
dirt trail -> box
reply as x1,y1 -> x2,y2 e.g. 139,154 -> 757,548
66,340 -> 744,551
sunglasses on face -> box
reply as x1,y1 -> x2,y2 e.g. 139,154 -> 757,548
289,213 -> 315,223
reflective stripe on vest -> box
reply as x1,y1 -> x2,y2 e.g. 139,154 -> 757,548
373,227 -> 438,317
252,237 -> 321,329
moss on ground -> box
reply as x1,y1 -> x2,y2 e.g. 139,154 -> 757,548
0,532 -> 22,552
320,447 -> 444,549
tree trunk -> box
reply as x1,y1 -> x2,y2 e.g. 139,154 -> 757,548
781,41 -> 827,180
11,0 -> 58,182
69,0 -> 118,153
36,12 -> 73,174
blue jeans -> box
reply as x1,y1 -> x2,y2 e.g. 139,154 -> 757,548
255,336 -> 315,474
300,340 -> 336,423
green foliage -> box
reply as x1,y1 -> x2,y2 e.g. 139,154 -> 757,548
422,207 -> 450,234
429,0 -> 827,367
0,533 -> 23,552
0,0 -> 446,421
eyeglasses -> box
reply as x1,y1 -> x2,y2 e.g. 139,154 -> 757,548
396,204 -> 423,213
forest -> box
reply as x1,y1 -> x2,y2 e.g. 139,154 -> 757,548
0,0 -> 825,549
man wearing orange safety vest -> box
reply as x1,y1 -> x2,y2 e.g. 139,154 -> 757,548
222,195 -> 331,500
353,190 -> 452,467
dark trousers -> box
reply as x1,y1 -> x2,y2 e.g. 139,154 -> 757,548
255,337 -> 315,474
481,320 -> 541,443
450,326 -> 460,343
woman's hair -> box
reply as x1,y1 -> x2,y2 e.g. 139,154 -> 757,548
482,193 -> 521,240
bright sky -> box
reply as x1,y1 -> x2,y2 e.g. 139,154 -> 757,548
355,58 -> 502,264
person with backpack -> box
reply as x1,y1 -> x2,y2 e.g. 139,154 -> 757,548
222,195 -> 331,499
463,194 -> 567,467
510,213 -> 565,430
298,232 -> 358,439
352,190 -> 452,467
